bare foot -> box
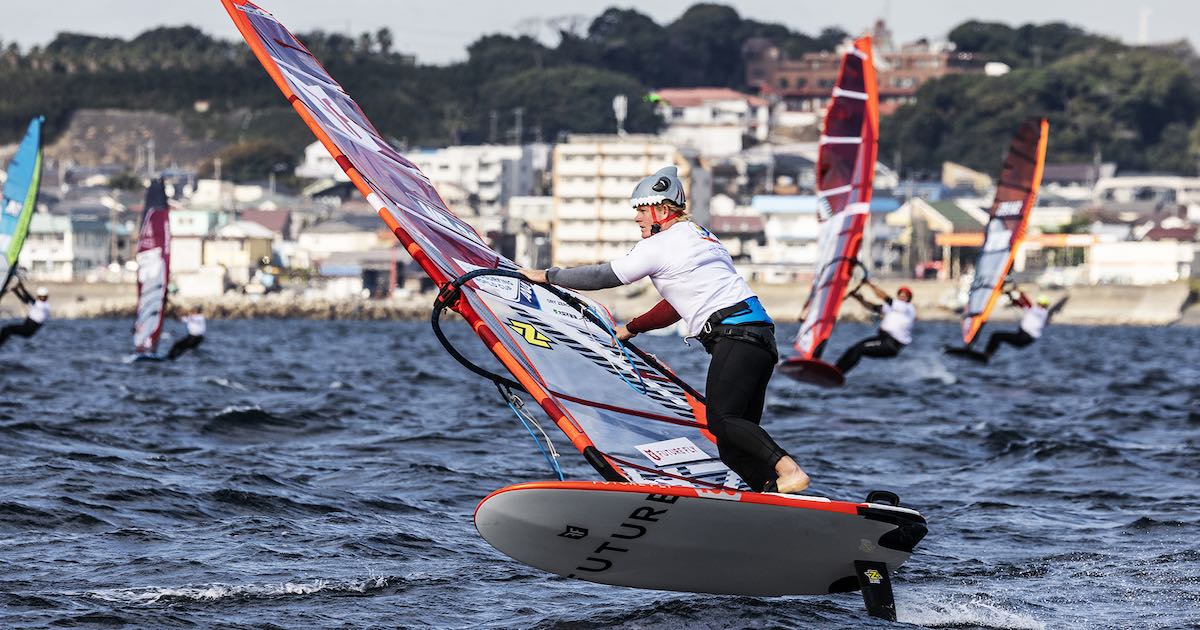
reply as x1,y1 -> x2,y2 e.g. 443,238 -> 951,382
772,456 -> 811,494
775,469 -> 810,494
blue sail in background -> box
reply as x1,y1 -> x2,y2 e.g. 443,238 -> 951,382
0,116 -> 45,297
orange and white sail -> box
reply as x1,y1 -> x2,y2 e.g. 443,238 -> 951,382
961,118 -> 1050,346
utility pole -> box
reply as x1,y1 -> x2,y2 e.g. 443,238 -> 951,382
511,107 -> 524,145
214,157 -> 222,212
146,139 -> 156,179
488,110 -> 499,144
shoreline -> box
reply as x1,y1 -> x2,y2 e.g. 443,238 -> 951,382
4,279 -> 1195,326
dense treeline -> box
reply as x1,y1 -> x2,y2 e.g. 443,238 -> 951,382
881,21 -> 1200,176
3,10 -> 1198,179
0,4 -> 843,171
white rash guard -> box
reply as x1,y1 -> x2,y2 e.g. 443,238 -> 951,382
610,222 -> 755,337
28,300 -> 49,324
879,299 -> 915,345
1020,306 -> 1048,338
183,314 -> 207,336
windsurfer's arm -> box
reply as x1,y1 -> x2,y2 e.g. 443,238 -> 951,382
540,263 -> 624,291
12,282 -> 32,304
1014,291 -> 1032,309
623,300 -> 681,340
867,282 -> 889,302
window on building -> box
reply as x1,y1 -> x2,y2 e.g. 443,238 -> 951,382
778,77 -> 789,89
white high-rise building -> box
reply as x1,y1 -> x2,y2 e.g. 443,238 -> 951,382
551,135 -> 709,267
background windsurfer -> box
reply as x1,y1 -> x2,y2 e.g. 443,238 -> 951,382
834,283 -> 914,374
980,290 -> 1051,360
0,283 -> 49,349
521,166 -> 810,494
167,306 -> 206,360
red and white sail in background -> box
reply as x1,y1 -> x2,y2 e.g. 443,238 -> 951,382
133,179 -> 170,355
793,37 -> 880,359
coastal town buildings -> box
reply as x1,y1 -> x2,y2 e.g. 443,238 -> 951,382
743,21 -> 993,120
650,88 -> 771,157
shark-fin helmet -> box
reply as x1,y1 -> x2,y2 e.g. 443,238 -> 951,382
631,166 -> 686,234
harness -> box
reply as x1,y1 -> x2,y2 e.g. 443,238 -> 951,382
695,299 -> 778,359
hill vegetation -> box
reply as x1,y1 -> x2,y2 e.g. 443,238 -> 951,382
2,8 -> 1198,179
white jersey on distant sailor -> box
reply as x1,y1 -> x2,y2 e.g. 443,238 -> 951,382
1020,305 -> 1048,338
610,222 -> 755,337
183,314 -> 206,336
880,300 -> 915,345
28,300 -> 49,324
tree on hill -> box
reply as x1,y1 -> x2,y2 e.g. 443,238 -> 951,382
881,42 -> 1200,176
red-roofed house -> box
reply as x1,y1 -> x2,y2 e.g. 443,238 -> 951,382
240,209 -> 293,240
651,87 -> 771,157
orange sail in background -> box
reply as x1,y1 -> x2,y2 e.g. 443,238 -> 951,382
961,118 -> 1050,346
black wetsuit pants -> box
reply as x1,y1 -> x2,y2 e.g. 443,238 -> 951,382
0,319 -> 41,349
167,334 -> 204,360
835,330 -> 902,374
704,327 -> 788,492
984,329 -> 1034,356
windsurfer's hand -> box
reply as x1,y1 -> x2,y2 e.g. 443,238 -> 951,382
519,268 -> 547,284
614,325 -> 636,342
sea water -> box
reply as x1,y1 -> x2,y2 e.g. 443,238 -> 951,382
1,319 -> 1197,628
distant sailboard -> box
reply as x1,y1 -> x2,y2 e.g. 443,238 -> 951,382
0,117 -> 44,305
946,118 -> 1049,358
224,3 -> 925,619
132,179 -> 170,361
778,37 -> 879,388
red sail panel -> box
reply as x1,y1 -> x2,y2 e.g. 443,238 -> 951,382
134,179 -> 170,355
794,37 -> 879,359
222,0 -> 744,489
961,118 -> 1050,345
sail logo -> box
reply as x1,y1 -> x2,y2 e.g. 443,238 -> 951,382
509,320 -> 552,349
4,199 -> 20,217
516,281 -> 541,310
863,568 -> 884,585
635,437 -> 708,466
558,525 -> 588,540
994,200 -> 1024,217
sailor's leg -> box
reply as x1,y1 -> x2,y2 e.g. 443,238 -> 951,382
167,335 -> 195,360
836,334 -> 888,374
0,320 -> 39,348
985,329 -> 1028,356
706,336 -> 788,491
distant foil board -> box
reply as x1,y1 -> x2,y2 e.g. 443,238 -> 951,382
943,346 -> 990,363
474,481 -> 926,598
777,357 -> 846,388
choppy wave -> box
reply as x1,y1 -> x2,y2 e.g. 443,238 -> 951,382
86,575 -> 393,604
0,319 -> 1197,628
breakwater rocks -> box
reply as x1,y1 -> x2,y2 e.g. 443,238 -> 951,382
4,280 -> 1195,325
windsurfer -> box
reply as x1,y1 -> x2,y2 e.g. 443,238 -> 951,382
981,291 -> 1049,359
521,166 -> 809,494
835,283 -> 914,374
0,283 -> 49,349
167,306 -> 206,360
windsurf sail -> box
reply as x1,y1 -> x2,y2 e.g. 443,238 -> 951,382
960,118 -> 1049,346
223,0 -> 745,489
792,37 -> 879,360
133,179 -> 170,355
0,117 -> 44,302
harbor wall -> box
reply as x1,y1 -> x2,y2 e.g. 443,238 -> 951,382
2,280 -> 1194,326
